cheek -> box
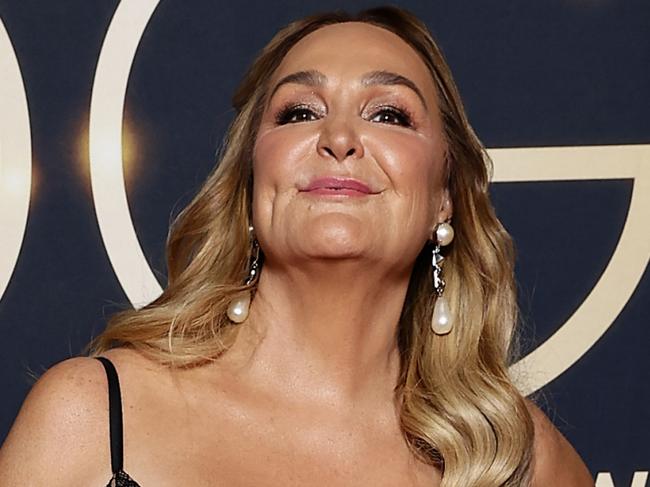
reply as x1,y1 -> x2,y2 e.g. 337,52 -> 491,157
370,130 -> 446,218
251,127 -> 317,228
252,126 -> 317,190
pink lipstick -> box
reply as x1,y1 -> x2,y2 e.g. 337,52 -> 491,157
301,177 -> 374,196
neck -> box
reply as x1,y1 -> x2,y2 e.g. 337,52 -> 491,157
222,259 -> 412,410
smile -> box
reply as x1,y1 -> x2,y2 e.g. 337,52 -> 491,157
299,177 -> 377,197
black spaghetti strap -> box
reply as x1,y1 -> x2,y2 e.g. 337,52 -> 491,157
95,357 -> 124,475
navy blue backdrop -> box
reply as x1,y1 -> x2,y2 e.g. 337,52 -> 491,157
0,2 -> 648,485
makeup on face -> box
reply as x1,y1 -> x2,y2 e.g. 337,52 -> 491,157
251,22 -> 448,264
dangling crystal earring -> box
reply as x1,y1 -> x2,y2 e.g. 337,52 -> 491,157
227,225 -> 261,323
431,221 -> 454,335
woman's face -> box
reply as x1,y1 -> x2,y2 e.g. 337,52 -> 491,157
252,22 -> 451,272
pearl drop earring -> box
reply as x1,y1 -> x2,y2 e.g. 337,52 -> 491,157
227,226 -> 261,323
431,221 -> 454,335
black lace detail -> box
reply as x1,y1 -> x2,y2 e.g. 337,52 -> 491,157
106,469 -> 141,487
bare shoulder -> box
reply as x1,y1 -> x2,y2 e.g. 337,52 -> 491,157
0,355 -> 112,485
0,348 -> 160,486
524,398 -> 595,487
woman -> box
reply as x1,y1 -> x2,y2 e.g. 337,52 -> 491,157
0,6 -> 593,486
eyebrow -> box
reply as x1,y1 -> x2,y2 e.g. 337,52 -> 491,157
268,69 -> 428,110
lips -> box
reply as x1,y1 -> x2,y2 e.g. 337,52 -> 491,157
301,177 -> 374,195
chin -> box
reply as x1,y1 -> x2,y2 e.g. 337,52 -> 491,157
299,220 -> 369,260
307,233 -> 367,259
306,244 -> 366,260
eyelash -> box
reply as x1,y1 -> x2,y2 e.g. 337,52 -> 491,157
274,102 -> 415,128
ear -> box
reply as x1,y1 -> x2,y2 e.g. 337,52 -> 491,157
437,187 -> 453,224
429,188 -> 453,240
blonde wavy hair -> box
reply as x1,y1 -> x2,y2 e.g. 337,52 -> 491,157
87,5 -> 535,486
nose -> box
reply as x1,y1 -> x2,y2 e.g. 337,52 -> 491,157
316,113 -> 364,162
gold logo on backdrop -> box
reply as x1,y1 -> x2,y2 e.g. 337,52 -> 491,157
83,1 -> 648,394
0,16 -> 32,303
490,146 -> 650,394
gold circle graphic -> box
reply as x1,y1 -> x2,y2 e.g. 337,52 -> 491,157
0,16 -> 32,303
89,2 -> 650,394
491,145 -> 650,394
89,0 -> 162,309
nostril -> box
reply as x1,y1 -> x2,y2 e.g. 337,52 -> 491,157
318,143 -> 360,162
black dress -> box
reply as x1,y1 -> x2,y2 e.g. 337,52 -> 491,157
96,357 -> 142,487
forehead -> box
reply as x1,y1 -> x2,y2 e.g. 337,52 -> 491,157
271,22 -> 437,103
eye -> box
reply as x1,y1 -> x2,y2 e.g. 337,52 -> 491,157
369,105 -> 414,128
275,103 -> 320,125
